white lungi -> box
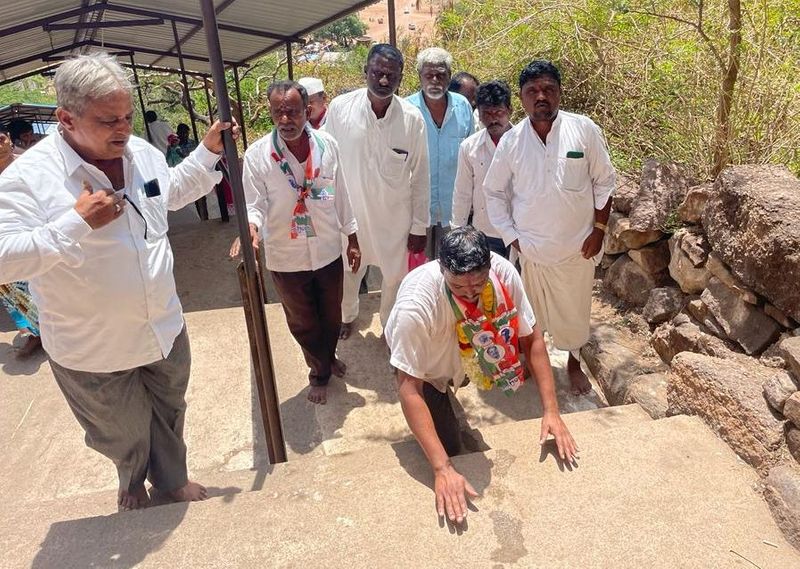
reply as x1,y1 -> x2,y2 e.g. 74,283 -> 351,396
521,253 -> 595,351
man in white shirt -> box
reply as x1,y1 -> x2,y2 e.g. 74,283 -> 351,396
485,60 -> 616,396
323,44 -> 430,340
241,81 -> 361,406
386,226 -> 577,525
0,53 -> 237,511
144,110 -> 174,155
452,79 -> 514,258
297,77 -> 328,129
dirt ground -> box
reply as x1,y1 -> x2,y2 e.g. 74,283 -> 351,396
359,0 -> 442,43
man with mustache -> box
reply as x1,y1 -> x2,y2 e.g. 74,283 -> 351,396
0,53 -> 238,510
451,80 -> 514,258
407,47 -> 474,260
485,60 -> 616,396
323,44 -> 430,340
240,81 -> 361,405
387,226 -> 577,525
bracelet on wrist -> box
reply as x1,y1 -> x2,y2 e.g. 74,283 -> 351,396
593,221 -> 608,232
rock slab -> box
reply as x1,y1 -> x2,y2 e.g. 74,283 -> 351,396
703,165 -> 800,323
668,232 -> 710,294
643,287 -> 685,325
668,352 -> 786,473
764,465 -> 800,549
630,159 -> 696,231
605,255 -> 663,307
701,277 -> 781,354
651,317 -> 734,364
677,183 -> 713,224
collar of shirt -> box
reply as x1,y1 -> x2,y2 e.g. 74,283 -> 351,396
55,126 -> 133,179
525,111 -> 563,147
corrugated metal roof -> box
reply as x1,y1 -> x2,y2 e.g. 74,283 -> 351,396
0,0 -> 382,84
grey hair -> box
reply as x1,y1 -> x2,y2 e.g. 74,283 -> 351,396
54,53 -> 134,115
416,47 -> 453,74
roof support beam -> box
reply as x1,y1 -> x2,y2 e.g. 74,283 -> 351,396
388,0 -> 397,46
43,18 -> 165,31
84,40 -> 241,66
0,65 -> 60,87
151,0 -> 237,67
0,41 -> 92,73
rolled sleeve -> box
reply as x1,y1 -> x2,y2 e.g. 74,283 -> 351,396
587,121 -> 616,208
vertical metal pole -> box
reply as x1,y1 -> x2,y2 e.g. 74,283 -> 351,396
232,66 -> 248,150
388,0 -> 397,46
129,54 -> 152,142
286,42 -> 294,80
171,19 -> 200,143
203,76 -> 214,122
200,0 -> 287,465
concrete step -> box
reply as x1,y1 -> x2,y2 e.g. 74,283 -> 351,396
4,413 -> 798,568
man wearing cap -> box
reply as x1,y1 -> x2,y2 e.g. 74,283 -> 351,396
484,60 -> 616,396
298,77 -> 328,129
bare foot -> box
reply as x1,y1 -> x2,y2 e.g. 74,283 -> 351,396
308,385 -> 328,405
331,358 -> 347,378
16,334 -> 42,359
567,354 -> 592,396
118,484 -> 149,511
339,322 -> 352,340
169,480 -> 208,503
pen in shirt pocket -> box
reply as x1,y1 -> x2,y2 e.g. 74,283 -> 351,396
392,148 -> 409,161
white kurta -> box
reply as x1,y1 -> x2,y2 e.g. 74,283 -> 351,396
484,111 -> 616,266
323,88 -> 430,283
385,254 -> 535,393
451,128 -> 510,239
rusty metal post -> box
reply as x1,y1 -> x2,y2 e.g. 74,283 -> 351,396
128,54 -> 152,142
200,0 -> 287,464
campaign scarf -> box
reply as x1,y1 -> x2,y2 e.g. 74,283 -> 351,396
271,126 -> 333,239
446,269 -> 525,395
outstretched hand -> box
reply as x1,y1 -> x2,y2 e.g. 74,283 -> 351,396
434,462 -> 479,524
540,411 -> 578,464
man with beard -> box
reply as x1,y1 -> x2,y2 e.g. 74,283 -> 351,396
407,47 -> 474,260
452,80 -> 514,258
323,44 -> 430,340
484,60 -> 616,396
240,81 -> 361,405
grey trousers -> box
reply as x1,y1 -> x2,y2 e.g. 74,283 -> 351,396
49,327 -> 191,494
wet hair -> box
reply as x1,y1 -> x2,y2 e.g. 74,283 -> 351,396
449,71 -> 479,93
476,79 -> 512,109
366,43 -> 404,71
54,53 -> 133,115
267,80 -> 309,107
518,60 -> 561,89
439,226 -> 491,275
144,110 -> 157,123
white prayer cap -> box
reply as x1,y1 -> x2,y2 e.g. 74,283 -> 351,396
298,77 -> 325,96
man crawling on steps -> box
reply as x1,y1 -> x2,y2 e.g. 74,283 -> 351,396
385,226 -> 578,523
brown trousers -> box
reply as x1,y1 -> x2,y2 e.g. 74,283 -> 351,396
49,327 -> 191,494
270,256 -> 343,387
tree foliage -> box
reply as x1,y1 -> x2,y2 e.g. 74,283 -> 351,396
311,14 -> 368,48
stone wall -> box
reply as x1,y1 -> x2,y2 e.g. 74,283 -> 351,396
595,162 -> 800,548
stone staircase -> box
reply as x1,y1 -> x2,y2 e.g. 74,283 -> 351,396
3,295 -> 800,568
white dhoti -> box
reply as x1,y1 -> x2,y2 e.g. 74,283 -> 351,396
521,253 -> 595,351
342,260 -> 403,328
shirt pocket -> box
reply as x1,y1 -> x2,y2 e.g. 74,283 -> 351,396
381,148 -> 409,180
138,193 -> 169,240
558,156 -> 588,192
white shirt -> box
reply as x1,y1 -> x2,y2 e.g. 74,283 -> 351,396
243,129 -> 357,273
0,129 -> 222,372
484,111 -> 616,265
323,89 -> 430,283
147,120 -> 173,155
451,128 -> 511,239
385,254 -> 535,393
